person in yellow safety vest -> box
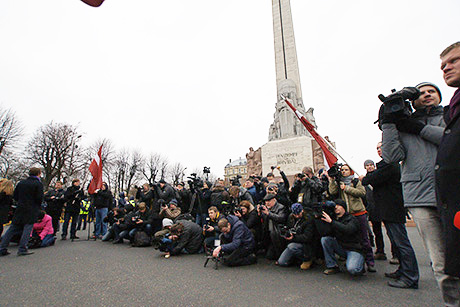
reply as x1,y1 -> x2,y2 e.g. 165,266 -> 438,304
126,197 -> 136,213
77,199 -> 91,231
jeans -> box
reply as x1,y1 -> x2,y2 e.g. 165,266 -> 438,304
384,222 -> 419,285
95,208 -> 108,237
41,234 -> 55,247
77,214 -> 88,230
321,236 -> 364,276
409,207 -> 460,306
278,242 -> 305,266
0,223 -> 34,254
62,211 -> 79,238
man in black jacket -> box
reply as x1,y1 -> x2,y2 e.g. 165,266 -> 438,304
320,199 -> 365,276
0,167 -> 44,256
114,202 -> 152,244
92,182 -> 113,239
258,193 -> 288,260
290,167 -> 325,207
62,179 -> 85,240
361,143 -> 419,289
212,215 -> 257,266
435,42 -> 460,304
165,219 -> 203,257
277,203 -> 315,270
44,181 -> 66,235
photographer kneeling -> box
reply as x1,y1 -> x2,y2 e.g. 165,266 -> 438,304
277,203 -> 315,270
163,220 -> 203,257
212,216 -> 257,267
203,206 -> 224,250
114,202 -> 152,244
320,199 -> 365,276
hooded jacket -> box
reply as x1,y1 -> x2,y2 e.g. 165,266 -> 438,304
221,215 -> 255,253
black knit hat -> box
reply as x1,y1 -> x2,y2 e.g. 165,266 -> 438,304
415,82 -> 442,102
334,199 -> 347,212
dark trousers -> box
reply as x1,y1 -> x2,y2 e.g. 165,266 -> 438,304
77,214 -> 88,230
62,211 -> 79,238
223,246 -> 255,266
355,214 -> 375,266
370,220 -> 385,254
49,214 -> 61,235
384,221 -> 419,286
0,223 -> 34,254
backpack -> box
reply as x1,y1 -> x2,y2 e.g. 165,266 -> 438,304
132,231 -> 151,247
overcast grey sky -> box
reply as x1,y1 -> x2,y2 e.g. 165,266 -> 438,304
0,0 -> 458,178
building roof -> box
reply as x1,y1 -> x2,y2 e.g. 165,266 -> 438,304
225,157 -> 247,168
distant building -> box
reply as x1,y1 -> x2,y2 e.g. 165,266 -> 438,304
224,157 -> 247,184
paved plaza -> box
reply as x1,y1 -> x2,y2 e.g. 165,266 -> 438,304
0,226 -> 441,306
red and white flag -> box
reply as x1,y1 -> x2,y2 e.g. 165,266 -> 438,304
283,98 -> 338,168
81,0 -> 105,7
88,145 -> 103,194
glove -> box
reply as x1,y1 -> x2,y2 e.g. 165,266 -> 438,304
395,118 -> 425,135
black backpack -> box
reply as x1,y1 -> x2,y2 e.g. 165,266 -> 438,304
132,231 -> 151,247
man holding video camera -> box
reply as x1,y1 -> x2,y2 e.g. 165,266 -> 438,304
212,215 -> 256,267
381,82 -> 452,291
290,166 -> 325,207
320,199 -> 365,276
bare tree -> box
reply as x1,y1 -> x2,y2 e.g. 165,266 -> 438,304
141,153 -> 168,184
169,162 -> 187,185
26,122 -> 83,189
113,149 -> 143,194
0,149 -> 28,183
0,107 -> 23,156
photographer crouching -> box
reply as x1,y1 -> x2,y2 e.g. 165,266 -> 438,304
320,199 -> 365,276
276,203 -> 315,270
212,216 -> 257,267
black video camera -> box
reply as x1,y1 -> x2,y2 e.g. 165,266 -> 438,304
378,87 -> 420,117
327,163 -> 343,180
231,175 -> 242,187
310,200 -> 336,220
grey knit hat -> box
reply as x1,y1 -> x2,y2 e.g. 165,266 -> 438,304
415,82 -> 442,102
364,159 -> 375,167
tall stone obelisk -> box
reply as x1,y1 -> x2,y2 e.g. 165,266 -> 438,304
260,0 -> 323,178
269,0 -> 316,141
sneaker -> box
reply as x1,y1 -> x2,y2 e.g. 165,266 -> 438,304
300,260 -> 312,270
374,253 -> 387,260
323,267 -> 339,275
17,251 -> 34,256
389,257 -> 400,265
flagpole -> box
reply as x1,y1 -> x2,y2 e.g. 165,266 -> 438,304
281,95 -> 361,176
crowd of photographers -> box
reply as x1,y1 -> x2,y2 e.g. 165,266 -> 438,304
1,41 -> 459,306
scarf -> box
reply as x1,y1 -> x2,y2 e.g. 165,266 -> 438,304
341,175 -> 354,186
449,88 -> 460,120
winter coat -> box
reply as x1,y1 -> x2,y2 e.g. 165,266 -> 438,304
32,214 -> 54,240
382,105 -> 445,208
155,184 -> 175,203
93,189 -> 113,209
285,212 -> 314,244
64,185 -> 84,214
171,219 -> 203,255
44,188 -> 66,216
0,192 -> 13,225
210,186 -> 230,211
330,212 -> 363,254
363,186 -> 380,222
136,189 -> 154,209
435,94 -> 460,277
290,176 -> 325,207
361,160 -> 406,223
12,176 -> 44,225
261,201 -> 288,232
221,215 -> 255,253
328,179 -> 366,215
159,206 -> 181,220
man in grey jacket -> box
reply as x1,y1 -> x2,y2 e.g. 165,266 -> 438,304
382,82 -> 459,301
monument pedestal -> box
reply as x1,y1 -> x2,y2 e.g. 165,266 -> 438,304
261,136 -> 314,177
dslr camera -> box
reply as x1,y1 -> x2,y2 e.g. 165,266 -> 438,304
279,225 -> 297,238
310,200 -> 337,220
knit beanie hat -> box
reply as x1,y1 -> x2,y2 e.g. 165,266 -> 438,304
415,82 -> 442,102
364,159 -> 375,167
291,203 -> 303,215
